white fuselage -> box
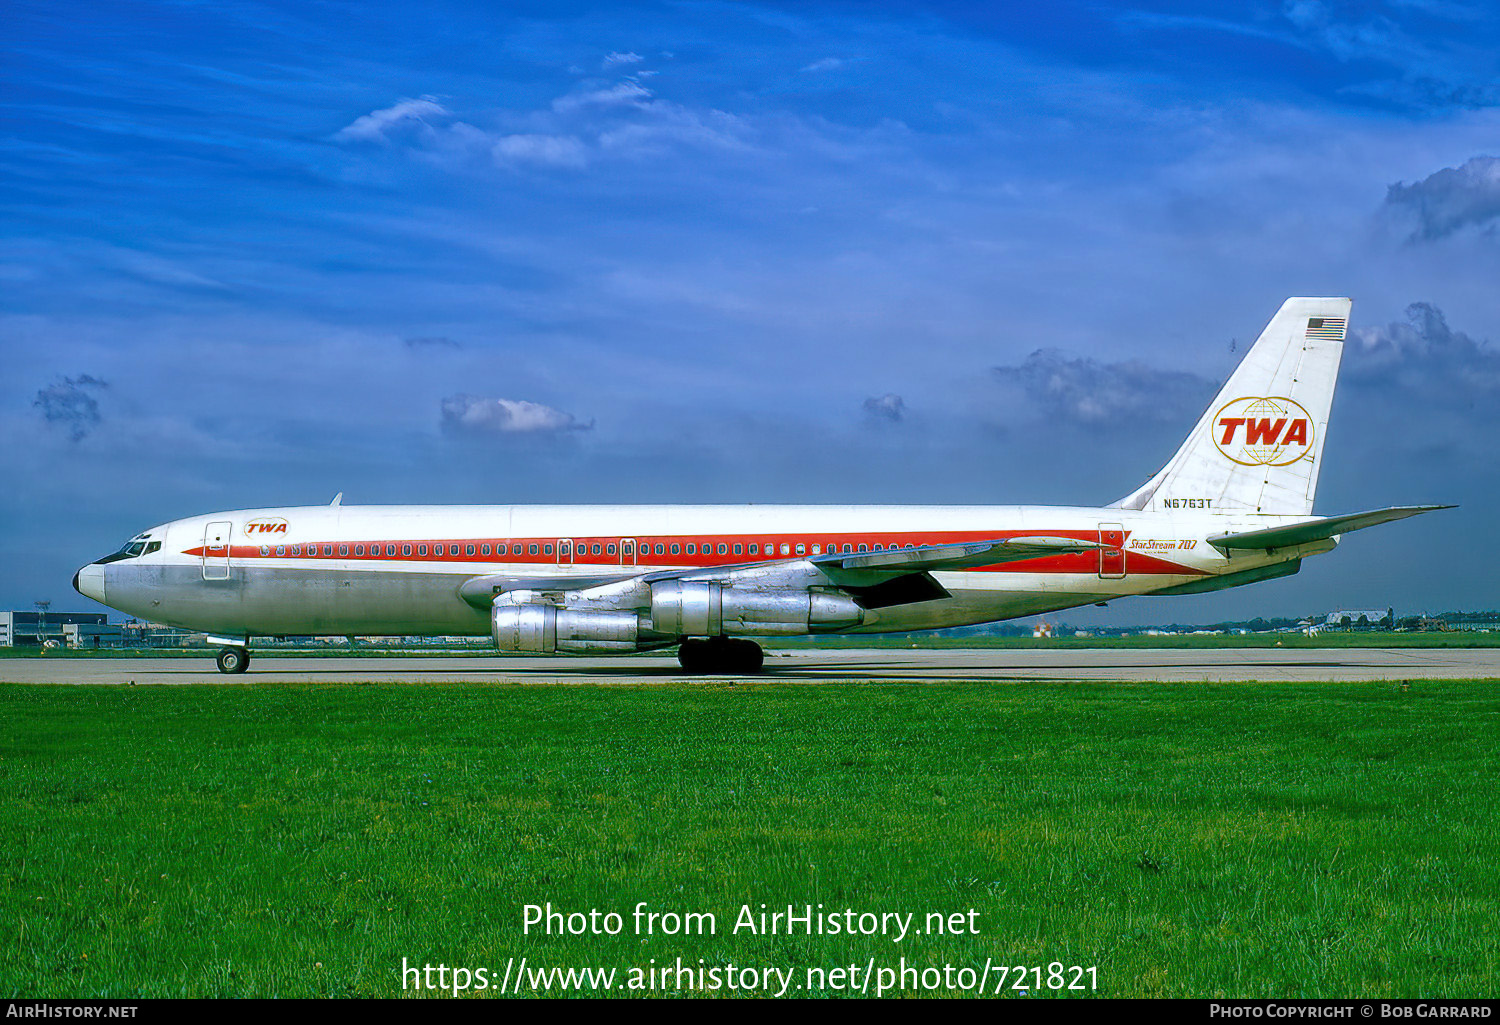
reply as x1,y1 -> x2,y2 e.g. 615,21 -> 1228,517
75,503 -> 1331,640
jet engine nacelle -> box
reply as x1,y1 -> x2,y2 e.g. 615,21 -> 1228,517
492,603 -> 649,654
650,580 -> 863,636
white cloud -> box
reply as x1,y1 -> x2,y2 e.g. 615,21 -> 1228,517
439,395 -> 593,435
1384,155 -> 1500,241
551,81 -> 653,112
801,57 -> 847,73
335,96 -> 448,142
603,51 -> 644,66
492,133 -> 589,168
862,393 -> 905,423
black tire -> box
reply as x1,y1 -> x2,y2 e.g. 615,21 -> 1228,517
678,638 -> 763,675
216,647 -> 250,674
730,639 -> 764,674
677,639 -> 707,673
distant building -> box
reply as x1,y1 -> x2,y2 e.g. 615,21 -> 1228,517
0,610 -> 108,647
63,621 -> 127,648
1322,608 -> 1393,631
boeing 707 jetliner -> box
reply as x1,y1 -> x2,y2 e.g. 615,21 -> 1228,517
74,298 -> 1449,674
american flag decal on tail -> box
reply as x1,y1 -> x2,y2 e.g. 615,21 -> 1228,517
1305,317 -> 1346,340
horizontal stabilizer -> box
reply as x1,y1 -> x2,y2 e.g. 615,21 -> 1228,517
1207,505 -> 1454,551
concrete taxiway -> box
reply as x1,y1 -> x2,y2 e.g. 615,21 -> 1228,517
2,647 -> 1497,685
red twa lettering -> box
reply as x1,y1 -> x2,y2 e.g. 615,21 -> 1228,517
1218,417 -> 1245,444
1244,418 -> 1287,445
1282,419 -> 1308,446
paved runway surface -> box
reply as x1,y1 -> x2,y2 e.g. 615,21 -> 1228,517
3,647 -> 1498,684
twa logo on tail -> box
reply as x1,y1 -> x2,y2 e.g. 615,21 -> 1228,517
1211,397 -> 1314,466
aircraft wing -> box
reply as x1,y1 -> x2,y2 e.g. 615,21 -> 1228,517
458,572 -> 642,605
459,535 -> 1101,611
1207,505 -> 1454,552
809,535 -> 1102,578
806,535 -> 1104,609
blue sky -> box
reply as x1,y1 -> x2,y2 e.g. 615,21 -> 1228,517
3,0 -> 1499,624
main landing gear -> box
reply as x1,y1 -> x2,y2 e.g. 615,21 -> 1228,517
677,637 -> 765,675
215,647 -> 251,674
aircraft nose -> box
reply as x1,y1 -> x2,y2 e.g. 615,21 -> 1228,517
74,564 -> 106,603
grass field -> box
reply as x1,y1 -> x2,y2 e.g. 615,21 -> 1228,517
2,680 -> 1497,998
1,630 -> 1498,660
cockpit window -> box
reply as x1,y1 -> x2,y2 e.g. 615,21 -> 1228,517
96,539 -> 149,564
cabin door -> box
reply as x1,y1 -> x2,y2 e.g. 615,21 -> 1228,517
1098,523 -> 1126,579
202,521 -> 232,580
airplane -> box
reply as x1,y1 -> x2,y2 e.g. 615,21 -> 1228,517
73,297 -> 1450,675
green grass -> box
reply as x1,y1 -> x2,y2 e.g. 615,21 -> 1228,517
3,630 -> 1498,660
775,631 -> 1500,650
2,680 -> 1497,998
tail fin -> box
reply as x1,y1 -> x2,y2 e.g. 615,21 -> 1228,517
1111,297 -> 1349,515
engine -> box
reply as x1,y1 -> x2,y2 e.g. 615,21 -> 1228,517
650,581 -> 863,636
491,603 -> 654,654
491,581 -> 864,653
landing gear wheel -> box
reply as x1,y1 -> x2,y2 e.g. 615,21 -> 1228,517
676,638 -> 764,675
729,639 -> 764,674
216,647 -> 250,674
677,638 -> 709,674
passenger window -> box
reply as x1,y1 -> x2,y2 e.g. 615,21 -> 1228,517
716,543 -> 727,555
355,545 -> 364,556
544,543 -> 553,555
482,544 -> 492,555
607,543 -> 617,555
654,543 -> 664,555
386,544 -> 396,556
401,544 -> 411,556
686,543 -> 696,554
276,545 -> 285,557
466,544 -> 475,556
623,541 -> 633,554
780,543 -> 790,555
749,543 -> 758,555
795,543 -> 806,555
591,543 -> 601,555
858,543 -> 868,552
291,545 -> 301,556
670,543 -> 680,555
260,546 -> 269,557
733,543 -> 742,555
811,544 -> 821,554
339,544 -> 348,556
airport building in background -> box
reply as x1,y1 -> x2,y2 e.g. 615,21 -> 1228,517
0,610 -> 108,647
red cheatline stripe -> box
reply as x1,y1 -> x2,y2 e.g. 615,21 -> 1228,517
185,529 -> 1206,576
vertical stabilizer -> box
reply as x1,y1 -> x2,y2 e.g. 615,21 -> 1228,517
1111,297 -> 1348,515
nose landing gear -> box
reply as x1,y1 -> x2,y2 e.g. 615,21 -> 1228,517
677,637 -> 764,675
215,647 -> 251,674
